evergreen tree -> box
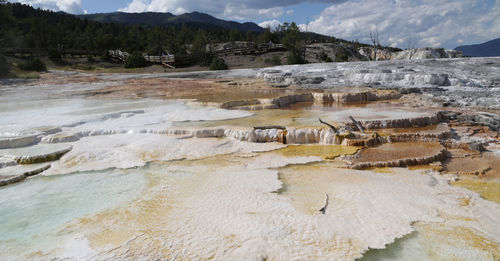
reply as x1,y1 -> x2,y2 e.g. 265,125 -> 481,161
209,56 -> 228,70
282,22 -> 305,64
124,51 -> 148,68
0,0 -> 12,76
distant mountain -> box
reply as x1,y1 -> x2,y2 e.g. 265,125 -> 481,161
454,38 -> 500,57
78,11 -> 264,33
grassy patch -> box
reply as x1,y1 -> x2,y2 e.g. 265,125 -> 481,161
16,72 -> 40,79
71,64 -> 96,71
7,67 -> 41,79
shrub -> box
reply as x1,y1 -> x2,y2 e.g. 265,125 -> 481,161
17,72 -> 40,79
172,53 -> 194,67
335,48 -> 349,62
317,51 -> 333,63
287,51 -> 306,65
265,55 -> 281,66
17,58 -> 46,71
0,55 -> 9,77
318,51 -> 329,61
197,52 -> 214,67
124,51 -> 148,68
209,56 -> 228,70
48,49 -> 62,61
101,50 -> 111,61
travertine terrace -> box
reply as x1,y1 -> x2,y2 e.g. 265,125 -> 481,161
0,57 -> 499,260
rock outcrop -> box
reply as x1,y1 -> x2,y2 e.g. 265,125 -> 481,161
256,58 -> 500,109
392,48 -> 462,60
457,112 -> 500,131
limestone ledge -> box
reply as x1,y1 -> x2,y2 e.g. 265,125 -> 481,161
0,135 -> 40,149
385,123 -> 452,143
40,121 -> 454,148
346,114 -> 440,130
13,147 -> 72,164
348,148 -> 448,169
187,90 -> 401,110
162,126 -> 440,146
164,127 -> 340,144
0,164 -> 51,187
313,90 -> 402,104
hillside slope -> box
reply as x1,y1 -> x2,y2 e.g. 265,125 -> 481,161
455,38 -> 500,57
79,11 -> 264,32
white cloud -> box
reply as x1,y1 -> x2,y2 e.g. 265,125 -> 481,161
258,7 -> 284,18
119,0 -> 335,20
221,5 -> 284,20
303,0 -> 500,49
14,0 -> 84,14
258,19 -> 282,30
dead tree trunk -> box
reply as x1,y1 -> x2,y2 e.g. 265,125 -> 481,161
319,118 -> 339,134
370,30 -> 380,61
319,193 -> 329,214
407,37 -> 416,60
349,116 -> 365,133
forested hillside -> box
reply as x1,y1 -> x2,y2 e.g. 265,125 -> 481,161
0,2 -> 396,75
79,11 -> 264,33
0,3 -> 368,56
455,38 -> 500,57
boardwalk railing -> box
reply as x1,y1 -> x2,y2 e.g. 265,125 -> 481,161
108,50 -> 130,62
143,54 -> 175,64
212,43 -> 284,56
108,50 -> 176,69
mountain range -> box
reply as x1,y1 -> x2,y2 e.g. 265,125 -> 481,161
455,38 -> 500,57
78,11 -> 264,33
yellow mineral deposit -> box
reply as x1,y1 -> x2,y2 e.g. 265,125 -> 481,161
266,144 -> 361,159
445,151 -> 500,204
415,223 -> 500,260
370,167 -> 395,174
452,178 -> 500,204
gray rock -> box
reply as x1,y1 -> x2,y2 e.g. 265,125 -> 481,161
457,112 -> 500,131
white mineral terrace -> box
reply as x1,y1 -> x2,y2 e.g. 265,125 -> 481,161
0,66 -> 499,260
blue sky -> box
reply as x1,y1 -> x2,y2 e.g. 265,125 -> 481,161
11,0 -> 500,49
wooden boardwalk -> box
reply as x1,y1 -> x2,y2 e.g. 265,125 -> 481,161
212,43 -> 285,56
108,50 -> 176,69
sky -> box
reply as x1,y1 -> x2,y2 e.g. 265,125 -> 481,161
10,0 -> 500,49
